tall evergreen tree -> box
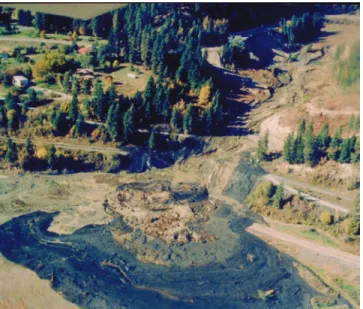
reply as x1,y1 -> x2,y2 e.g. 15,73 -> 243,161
25,136 -> 34,157
183,104 -> 194,134
92,81 -> 104,120
316,121 -> 330,151
170,106 -> 183,133
283,133 -> 295,164
123,104 -> 135,141
46,144 -> 56,169
338,138 -> 353,163
5,137 -> 17,163
351,137 -> 360,163
303,123 -> 318,166
148,129 -> 156,150
273,184 -> 284,209
69,91 -> 79,122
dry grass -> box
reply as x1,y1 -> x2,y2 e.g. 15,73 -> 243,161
7,4 -> 125,20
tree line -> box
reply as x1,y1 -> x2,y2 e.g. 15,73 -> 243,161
283,120 -> 360,166
280,12 -> 324,49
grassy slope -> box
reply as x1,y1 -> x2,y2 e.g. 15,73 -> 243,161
6,3 -> 125,20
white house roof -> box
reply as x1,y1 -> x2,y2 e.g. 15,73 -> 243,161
13,75 -> 28,81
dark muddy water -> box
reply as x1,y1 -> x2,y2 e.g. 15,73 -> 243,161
0,205 -> 318,309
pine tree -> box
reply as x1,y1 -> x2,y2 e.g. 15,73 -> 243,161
348,194 -> 360,235
25,136 -> 34,157
143,76 -> 155,121
294,121 -> 306,164
46,144 -> 56,169
351,137 -> 360,163
91,17 -> 101,37
338,138 -> 353,163
123,104 -> 135,141
170,106 -> 182,133
303,123 -> 318,166
28,88 -> 37,104
328,128 -> 342,161
71,77 -> 80,94
204,107 -> 212,135
162,88 -> 171,123
74,113 -> 84,136
211,90 -> 223,123
83,79 -> 92,95
92,81 -> 104,120
69,91 -> 79,122
316,121 -> 330,151
63,71 -> 72,94
273,184 -> 284,209
5,137 -> 17,163
183,104 -> 194,134
5,92 -> 16,110
148,129 -> 156,150
283,133 -> 295,164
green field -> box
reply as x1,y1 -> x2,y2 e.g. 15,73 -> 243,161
6,4 -> 125,20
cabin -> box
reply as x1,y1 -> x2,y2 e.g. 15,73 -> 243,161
13,75 -> 29,87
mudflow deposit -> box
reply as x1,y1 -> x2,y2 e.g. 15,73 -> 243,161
0,142 -> 350,308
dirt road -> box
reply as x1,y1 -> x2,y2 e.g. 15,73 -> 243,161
267,174 -> 354,202
0,136 -> 127,155
0,37 -> 91,47
264,174 -> 350,214
246,223 -> 360,268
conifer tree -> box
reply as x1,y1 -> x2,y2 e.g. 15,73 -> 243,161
283,133 -> 295,164
69,91 -> 79,122
338,138 -> 353,163
183,104 -> 194,134
256,132 -> 269,161
273,184 -> 284,209
63,71 -> 72,94
92,81 -> 104,120
328,128 -> 342,161
74,113 -> 84,136
316,121 -> 330,151
170,106 -> 182,133
5,137 -> 17,163
303,123 -> 318,166
149,129 -> 156,150
25,136 -> 34,157
46,144 -> 56,169
123,104 -> 135,141
351,137 -> 360,163
204,107 -> 212,135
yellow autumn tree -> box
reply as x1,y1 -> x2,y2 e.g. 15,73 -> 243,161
32,50 -> 66,80
198,84 -> 211,106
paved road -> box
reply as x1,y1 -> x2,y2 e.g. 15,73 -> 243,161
246,223 -> 360,268
0,136 -> 127,156
264,174 -> 350,214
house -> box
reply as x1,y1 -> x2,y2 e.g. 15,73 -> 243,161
13,75 -> 29,87
127,73 -> 137,79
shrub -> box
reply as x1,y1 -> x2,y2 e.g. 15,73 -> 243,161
320,211 -> 334,225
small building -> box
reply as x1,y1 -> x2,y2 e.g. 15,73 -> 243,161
127,73 -> 137,79
0,53 -> 9,59
13,75 -> 29,87
76,68 -> 94,76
